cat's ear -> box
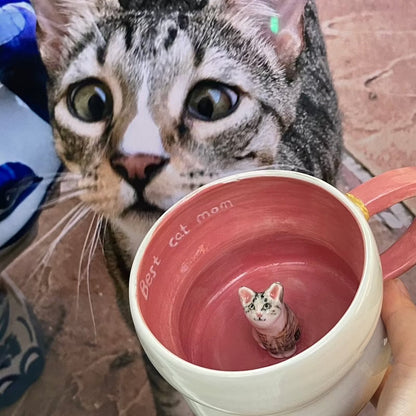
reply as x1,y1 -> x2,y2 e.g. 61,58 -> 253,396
239,287 -> 256,306
228,0 -> 307,71
30,0 -> 69,70
266,282 -> 284,303
31,0 -> 96,71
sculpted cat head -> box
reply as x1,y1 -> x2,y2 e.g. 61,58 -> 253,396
31,0 -> 308,248
239,282 -> 285,329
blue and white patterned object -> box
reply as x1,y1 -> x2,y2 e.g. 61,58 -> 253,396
0,0 -> 58,408
0,162 -> 42,222
0,0 -> 61,250
0,274 -> 45,407
0,0 -> 59,249
0,0 -> 49,121
0,84 -> 60,250
0,1 -> 34,46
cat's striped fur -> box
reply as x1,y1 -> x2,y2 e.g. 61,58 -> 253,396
32,0 -> 342,414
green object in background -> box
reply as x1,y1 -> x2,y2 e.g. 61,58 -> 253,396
270,15 -> 280,34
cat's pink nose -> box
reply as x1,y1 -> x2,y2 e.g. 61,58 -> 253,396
110,153 -> 168,182
256,312 -> 263,318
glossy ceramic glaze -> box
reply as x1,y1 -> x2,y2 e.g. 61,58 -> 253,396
129,168 -> 416,416
134,176 -> 364,371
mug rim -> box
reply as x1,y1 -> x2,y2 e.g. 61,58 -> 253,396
129,169 -> 379,378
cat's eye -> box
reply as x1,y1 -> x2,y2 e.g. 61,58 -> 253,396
187,81 -> 239,122
249,304 -> 255,310
67,79 -> 113,122
263,303 -> 271,310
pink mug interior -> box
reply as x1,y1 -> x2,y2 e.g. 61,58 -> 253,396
135,176 -> 365,371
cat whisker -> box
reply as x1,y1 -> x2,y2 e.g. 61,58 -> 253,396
41,189 -> 89,210
38,171 -> 81,182
99,217 -> 108,255
50,176 -> 81,185
58,184 -> 93,195
23,202 -> 85,255
91,20 -> 106,46
76,213 -> 105,341
0,172 -> 76,196
76,212 -> 99,318
86,214 -> 103,341
28,204 -> 91,282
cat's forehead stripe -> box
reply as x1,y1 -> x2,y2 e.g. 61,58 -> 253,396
124,19 -> 135,50
66,30 -> 97,69
193,45 -> 205,67
164,26 -> 178,50
96,42 -> 108,66
118,0 -> 208,12
178,14 -> 189,30
64,17 -> 137,73
95,20 -> 134,66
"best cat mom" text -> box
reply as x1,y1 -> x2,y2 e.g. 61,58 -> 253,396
139,200 -> 234,300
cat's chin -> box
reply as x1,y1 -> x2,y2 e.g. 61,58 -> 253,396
253,318 -> 278,329
121,198 -> 165,217
110,208 -> 164,259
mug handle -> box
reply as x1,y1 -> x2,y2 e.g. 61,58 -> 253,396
347,167 -> 416,280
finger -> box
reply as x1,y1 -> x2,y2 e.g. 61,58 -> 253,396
382,279 -> 416,366
372,279 -> 416,408
371,365 -> 391,407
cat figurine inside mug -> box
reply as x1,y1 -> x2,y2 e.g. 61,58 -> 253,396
239,282 -> 301,358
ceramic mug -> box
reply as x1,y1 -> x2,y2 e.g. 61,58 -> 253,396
129,167 -> 416,416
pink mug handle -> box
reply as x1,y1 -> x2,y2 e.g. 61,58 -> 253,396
348,167 -> 416,280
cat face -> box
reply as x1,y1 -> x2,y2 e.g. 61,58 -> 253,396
239,282 -> 284,329
31,0 -> 317,250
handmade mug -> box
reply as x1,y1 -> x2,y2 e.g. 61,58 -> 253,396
129,167 -> 416,416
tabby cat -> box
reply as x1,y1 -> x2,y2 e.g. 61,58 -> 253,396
239,282 -> 301,359
31,0 -> 342,414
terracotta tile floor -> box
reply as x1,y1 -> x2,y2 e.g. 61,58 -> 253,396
3,0 -> 416,415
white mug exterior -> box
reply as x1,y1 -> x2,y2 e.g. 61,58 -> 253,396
129,171 -> 391,416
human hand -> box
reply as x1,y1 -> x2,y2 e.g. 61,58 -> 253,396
372,278 -> 416,415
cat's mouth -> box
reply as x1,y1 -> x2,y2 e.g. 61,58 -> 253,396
120,175 -> 165,216
123,198 -> 165,216
111,153 -> 169,216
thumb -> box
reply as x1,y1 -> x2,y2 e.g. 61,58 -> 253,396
382,279 -> 416,366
